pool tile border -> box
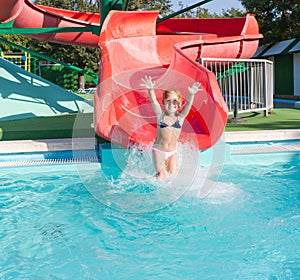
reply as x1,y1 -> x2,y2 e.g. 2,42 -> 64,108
224,130 -> 300,154
0,130 -> 299,155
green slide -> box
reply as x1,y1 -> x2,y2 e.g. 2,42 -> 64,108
0,57 -> 93,122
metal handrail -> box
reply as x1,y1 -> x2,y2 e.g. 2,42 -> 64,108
200,57 -> 274,116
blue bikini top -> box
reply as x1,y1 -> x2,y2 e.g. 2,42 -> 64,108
159,115 -> 182,129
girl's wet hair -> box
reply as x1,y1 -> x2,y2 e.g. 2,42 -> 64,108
162,88 -> 182,106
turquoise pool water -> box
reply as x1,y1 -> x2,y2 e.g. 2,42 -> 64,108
0,144 -> 299,279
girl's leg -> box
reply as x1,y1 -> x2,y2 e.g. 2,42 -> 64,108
152,151 -> 167,180
166,153 -> 178,175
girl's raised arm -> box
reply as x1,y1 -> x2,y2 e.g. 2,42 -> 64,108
180,82 -> 202,118
141,76 -> 162,116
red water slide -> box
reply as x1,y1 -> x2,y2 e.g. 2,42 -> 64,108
0,1 -> 263,150
0,0 -> 100,47
96,11 -> 262,150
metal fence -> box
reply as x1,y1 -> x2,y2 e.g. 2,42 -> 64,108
200,58 -> 273,116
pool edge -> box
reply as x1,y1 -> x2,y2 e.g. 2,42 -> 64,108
224,129 -> 300,143
0,129 -> 300,154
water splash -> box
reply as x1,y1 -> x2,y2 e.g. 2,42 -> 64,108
77,139 -> 231,212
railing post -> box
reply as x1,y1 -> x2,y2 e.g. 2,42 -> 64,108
234,99 -> 239,119
263,60 -> 268,117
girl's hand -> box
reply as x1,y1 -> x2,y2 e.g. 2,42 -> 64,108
141,75 -> 155,90
188,82 -> 202,95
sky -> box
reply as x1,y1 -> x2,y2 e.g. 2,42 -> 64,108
173,0 -> 245,13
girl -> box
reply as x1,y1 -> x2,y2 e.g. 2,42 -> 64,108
141,76 -> 202,180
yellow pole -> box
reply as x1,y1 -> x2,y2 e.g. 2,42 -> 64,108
24,52 -> 28,71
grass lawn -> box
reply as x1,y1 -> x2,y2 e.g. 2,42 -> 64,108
77,93 -> 94,100
0,113 -> 95,141
225,108 -> 300,131
0,108 -> 299,142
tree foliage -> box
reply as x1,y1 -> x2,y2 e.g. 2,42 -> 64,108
240,0 -> 300,44
175,1 -> 245,18
128,0 -> 173,16
36,0 -> 100,12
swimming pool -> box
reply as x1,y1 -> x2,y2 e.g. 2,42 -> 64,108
0,142 -> 299,279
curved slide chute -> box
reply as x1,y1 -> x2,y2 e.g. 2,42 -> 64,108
94,11 -> 261,150
0,0 -> 100,47
0,1 -> 263,150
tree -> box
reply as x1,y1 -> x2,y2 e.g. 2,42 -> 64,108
175,1 -> 246,18
219,8 -> 246,18
176,1 -> 212,18
128,0 -> 173,16
240,0 -> 300,44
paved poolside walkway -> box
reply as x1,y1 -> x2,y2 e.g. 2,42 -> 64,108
224,129 -> 300,142
224,129 -> 300,154
0,129 -> 299,155
0,137 -> 96,154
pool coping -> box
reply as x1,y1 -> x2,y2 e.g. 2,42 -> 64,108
224,129 -> 300,142
0,129 -> 299,154
0,137 -> 96,154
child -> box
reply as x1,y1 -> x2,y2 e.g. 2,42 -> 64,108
141,75 -> 202,180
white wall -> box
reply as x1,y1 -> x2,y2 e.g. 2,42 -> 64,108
294,52 -> 300,96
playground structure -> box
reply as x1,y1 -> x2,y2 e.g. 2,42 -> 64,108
0,49 -> 32,71
0,0 -> 263,150
0,38 -> 98,91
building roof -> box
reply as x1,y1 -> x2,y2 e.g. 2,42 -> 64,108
252,45 -> 270,57
253,38 -> 300,58
289,41 -> 300,53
